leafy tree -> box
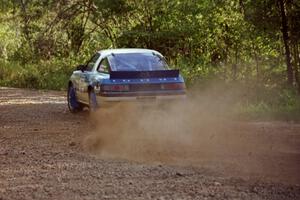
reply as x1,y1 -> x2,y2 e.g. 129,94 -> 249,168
0,0 -> 299,93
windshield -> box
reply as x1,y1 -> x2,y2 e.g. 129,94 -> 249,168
108,53 -> 168,71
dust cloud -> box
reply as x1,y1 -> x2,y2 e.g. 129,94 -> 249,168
82,84 -> 300,184
83,83 -> 240,165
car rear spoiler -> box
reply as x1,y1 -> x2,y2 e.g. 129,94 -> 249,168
110,70 -> 179,79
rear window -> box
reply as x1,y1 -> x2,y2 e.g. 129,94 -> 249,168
108,53 -> 168,71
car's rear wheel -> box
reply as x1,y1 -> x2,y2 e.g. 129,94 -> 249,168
88,89 -> 98,112
67,84 -> 83,113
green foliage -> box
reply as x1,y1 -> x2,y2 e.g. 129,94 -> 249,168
0,0 -> 299,119
0,58 -> 75,90
235,88 -> 300,120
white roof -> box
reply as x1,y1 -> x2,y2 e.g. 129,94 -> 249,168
97,48 -> 163,57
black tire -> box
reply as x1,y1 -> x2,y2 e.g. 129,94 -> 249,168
88,89 -> 98,112
67,84 -> 83,113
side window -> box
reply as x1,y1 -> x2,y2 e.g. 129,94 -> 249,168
86,53 -> 100,71
97,58 -> 110,73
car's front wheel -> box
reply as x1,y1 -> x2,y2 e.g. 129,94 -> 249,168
67,84 -> 83,113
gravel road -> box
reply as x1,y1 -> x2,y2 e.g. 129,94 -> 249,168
0,87 -> 300,200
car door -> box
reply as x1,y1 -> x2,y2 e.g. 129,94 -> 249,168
76,53 -> 100,103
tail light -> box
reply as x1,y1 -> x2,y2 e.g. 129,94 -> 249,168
161,83 -> 185,90
101,84 -> 129,92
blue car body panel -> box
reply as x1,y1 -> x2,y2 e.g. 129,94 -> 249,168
69,49 -> 186,106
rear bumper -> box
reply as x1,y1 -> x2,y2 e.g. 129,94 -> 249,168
97,91 -> 186,102
98,94 -> 186,102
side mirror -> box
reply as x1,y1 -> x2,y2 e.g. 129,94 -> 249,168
76,64 -> 86,72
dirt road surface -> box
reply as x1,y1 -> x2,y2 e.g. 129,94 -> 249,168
0,87 -> 300,200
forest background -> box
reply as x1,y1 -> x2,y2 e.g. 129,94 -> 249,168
0,0 -> 299,119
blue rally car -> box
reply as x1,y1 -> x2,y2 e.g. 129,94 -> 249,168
67,48 -> 186,112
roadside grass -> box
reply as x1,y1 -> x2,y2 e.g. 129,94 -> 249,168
0,59 -> 74,90
234,88 -> 300,121
236,102 -> 300,121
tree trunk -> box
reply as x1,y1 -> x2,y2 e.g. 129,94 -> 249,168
294,44 -> 300,93
232,47 -> 238,81
20,0 -> 31,42
254,51 -> 260,82
278,0 -> 293,86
